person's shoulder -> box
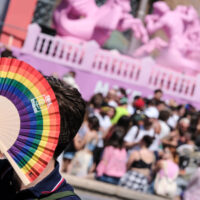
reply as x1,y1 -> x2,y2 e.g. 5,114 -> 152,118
57,181 -> 81,200
61,194 -> 81,200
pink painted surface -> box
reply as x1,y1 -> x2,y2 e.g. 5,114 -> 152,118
53,0 -> 148,45
1,0 -> 37,47
133,2 -> 200,75
20,24 -> 200,106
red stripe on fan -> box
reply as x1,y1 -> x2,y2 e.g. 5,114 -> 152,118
41,177 -> 65,194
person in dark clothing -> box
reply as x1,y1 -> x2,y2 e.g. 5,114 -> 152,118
0,76 -> 86,200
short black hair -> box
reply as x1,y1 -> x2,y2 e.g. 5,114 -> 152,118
142,136 -> 154,148
154,89 -> 163,94
159,110 -> 170,121
88,115 -> 100,131
1,49 -> 16,58
45,76 -> 86,159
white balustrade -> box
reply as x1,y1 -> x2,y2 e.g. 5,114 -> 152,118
22,24 -> 200,103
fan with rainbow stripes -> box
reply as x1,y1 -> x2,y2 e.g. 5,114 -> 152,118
0,58 -> 60,185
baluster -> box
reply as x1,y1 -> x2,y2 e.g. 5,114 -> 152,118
157,71 -> 163,88
54,41 -> 63,58
120,62 -> 126,80
168,75 -> 176,91
41,38 -> 49,55
75,49 -> 83,64
176,77 -> 182,93
48,40 -> 56,57
100,56 -> 107,73
68,46 -> 76,62
35,36 -> 43,53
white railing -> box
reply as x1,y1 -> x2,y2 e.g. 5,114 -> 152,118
22,24 -> 200,103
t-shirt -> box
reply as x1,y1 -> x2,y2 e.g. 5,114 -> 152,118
94,112 -> 111,132
111,106 -> 129,124
96,146 -> 127,178
124,126 -> 154,154
124,126 -> 154,144
159,120 -> 170,139
0,160 -> 80,200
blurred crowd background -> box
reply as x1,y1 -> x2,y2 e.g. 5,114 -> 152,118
59,71 -> 200,200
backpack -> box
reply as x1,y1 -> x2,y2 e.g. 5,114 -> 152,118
154,162 -> 178,198
35,191 -> 79,200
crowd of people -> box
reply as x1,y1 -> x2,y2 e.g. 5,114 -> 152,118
61,80 -> 200,199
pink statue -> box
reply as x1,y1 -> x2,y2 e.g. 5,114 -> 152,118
133,2 -> 200,74
53,0 -> 148,45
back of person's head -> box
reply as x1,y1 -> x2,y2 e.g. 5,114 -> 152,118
45,76 -> 86,159
88,115 -> 100,131
118,87 -> 127,98
1,49 -> 16,58
107,126 -> 125,149
159,110 -> 171,122
143,116 -> 153,130
117,115 -> 130,129
133,97 -> 145,110
141,135 -> 154,148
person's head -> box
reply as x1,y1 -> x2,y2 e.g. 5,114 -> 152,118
1,49 -> 16,58
159,110 -> 171,122
89,93 -> 104,109
107,106 -> 116,118
117,115 -> 131,131
133,97 -> 145,111
68,71 -> 76,78
177,104 -> 186,117
107,126 -> 125,149
45,76 -> 86,159
87,115 -> 100,131
178,118 -> 190,135
141,136 -> 154,148
154,89 -> 163,101
118,87 -> 127,98
156,100 -> 166,111
143,116 -> 153,130
119,97 -> 128,106
106,89 -> 118,103
162,147 -> 174,160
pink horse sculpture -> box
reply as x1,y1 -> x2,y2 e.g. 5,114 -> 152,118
133,2 -> 200,74
53,0 -> 148,45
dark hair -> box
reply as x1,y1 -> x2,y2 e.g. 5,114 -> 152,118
1,49 -> 16,58
154,89 -> 163,94
159,110 -> 170,122
68,71 -> 76,78
134,95 -> 141,100
107,126 -> 125,149
142,136 -> 154,148
117,115 -> 130,128
143,116 -> 153,130
89,93 -> 104,109
119,87 -> 127,97
88,115 -> 100,131
45,76 -> 86,159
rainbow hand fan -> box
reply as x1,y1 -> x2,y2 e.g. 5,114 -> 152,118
0,58 -> 60,185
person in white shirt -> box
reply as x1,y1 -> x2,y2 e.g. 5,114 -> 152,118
124,116 -> 154,154
158,110 -> 171,139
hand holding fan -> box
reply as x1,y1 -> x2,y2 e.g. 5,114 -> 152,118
0,58 -> 60,185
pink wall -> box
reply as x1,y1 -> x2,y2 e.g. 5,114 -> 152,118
0,0 -> 38,47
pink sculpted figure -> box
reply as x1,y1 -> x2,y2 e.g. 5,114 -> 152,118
53,0 -> 148,45
133,2 -> 200,74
